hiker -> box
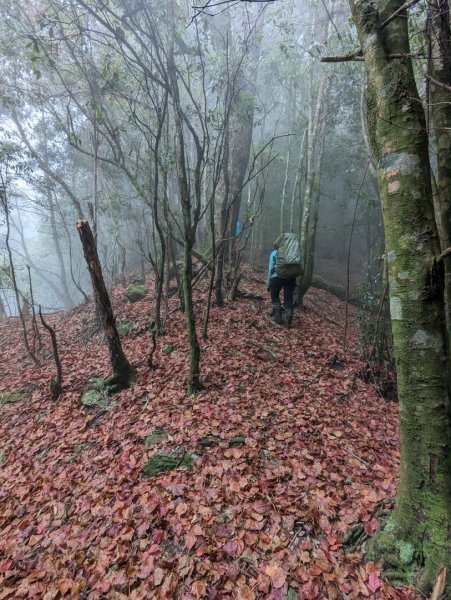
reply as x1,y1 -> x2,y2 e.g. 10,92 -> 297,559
267,233 -> 303,328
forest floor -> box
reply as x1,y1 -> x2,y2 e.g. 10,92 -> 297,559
0,270 -> 415,600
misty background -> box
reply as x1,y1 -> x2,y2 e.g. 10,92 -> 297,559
0,0 -> 383,317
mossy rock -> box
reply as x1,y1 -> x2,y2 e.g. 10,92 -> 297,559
229,436 -> 246,447
0,450 -> 5,467
117,320 -> 134,337
0,391 -> 26,405
124,284 -> 148,303
142,452 -> 197,477
144,428 -> 168,449
80,388 -> 109,409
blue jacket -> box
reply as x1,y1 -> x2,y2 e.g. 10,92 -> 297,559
267,249 -> 278,287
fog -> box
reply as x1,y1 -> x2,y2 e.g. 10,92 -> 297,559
0,0 -> 381,317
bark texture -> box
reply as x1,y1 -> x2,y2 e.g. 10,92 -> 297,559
427,0 -> 451,349
350,0 -> 451,589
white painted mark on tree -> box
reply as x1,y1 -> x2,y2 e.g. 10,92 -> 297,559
411,329 -> 442,350
408,290 -> 420,300
380,152 -> 420,176
390,297 -> 402,320
364,34 -> 378,52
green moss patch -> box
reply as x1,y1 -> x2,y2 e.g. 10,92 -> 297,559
229,436 -> 246,447
124,284 -> 147,303
0,450 -> 5,466
80,388 -> 109,409
142,452 -> 197,478
0,391 -> 26,405
162,344 -> 176,354
144,428 -> 168,449
395,540 -> 414,566
117,320 -> 134,337
365,522 -> 416,586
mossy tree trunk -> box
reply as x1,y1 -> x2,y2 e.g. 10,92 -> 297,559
350,0 -> 451,590
298,71 -> 332,305
427,0 -> 451,350
76,219 -> 135,388
214,107 -> 231,309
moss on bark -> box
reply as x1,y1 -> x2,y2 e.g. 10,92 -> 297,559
350,0 -> 451,590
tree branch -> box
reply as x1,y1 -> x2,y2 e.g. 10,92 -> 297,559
438,247 -> 451,262
321,51 -> 424,63
321,51 -> 363,62
423,69 -> 451,93
39,306 -> 63,400
380,0 -> 422,29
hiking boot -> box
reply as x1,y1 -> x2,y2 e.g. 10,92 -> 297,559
286,307 -> 294,329
272,303 -> 283,325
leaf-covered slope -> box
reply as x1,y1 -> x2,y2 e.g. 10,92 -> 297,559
0,273 -> 412,599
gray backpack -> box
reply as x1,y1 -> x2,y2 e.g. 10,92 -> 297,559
274,233 -> 303,279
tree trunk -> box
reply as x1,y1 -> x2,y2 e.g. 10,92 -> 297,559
298,72 -> 332,305
214,16 -> 232,308
168,1 -> 201,394
427,0 -> 451,351
13,208 -> 73,309
1,194 -> 37,364
48,192 -> 73,307
350,0 -> 451,589
289,130 -> 306,233
214,130 -> 230,308
117,235 -> 126,286
280,136 -> 292,234
227,39 -> 261,265
76,219 -> 135,389
58,209 -> 89,304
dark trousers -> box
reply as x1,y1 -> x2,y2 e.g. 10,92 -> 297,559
270,277 -> 296,309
